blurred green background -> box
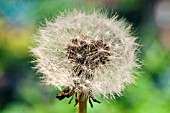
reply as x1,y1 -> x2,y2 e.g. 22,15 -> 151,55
0,0 -> 170,113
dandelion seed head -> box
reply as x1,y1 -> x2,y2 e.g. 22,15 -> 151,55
31,10 -> 140,99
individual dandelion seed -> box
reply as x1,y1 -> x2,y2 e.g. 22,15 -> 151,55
31,10 -> 140,113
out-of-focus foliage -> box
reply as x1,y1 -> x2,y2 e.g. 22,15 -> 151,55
0,0 -> 170,113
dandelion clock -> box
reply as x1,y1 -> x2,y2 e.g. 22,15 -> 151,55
31,10 -> 140,113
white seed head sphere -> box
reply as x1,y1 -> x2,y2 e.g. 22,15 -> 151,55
32,10 -> 140,99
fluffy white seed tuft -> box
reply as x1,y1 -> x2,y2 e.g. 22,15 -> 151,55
31,10 -> 140,99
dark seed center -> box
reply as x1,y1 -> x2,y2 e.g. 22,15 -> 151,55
65,36 -> 111,70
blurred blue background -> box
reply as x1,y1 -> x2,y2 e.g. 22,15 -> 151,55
0,0 -> 170,113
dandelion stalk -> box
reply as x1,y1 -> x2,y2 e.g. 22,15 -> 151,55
78,93 -> 87,113
31,10 -> 140,113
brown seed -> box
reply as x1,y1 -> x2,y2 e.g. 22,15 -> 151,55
104,46 -> 110,51
71,38 -> 78,45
